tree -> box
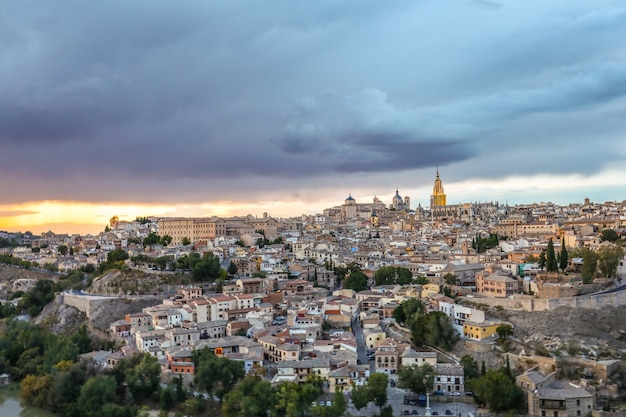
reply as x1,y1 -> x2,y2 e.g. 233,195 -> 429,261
228,261 -> 238,276
469,368 -> 524,413
559,237 -> 568,272
393,298 -> 426,329
367,372 -> 389,410
397,363 -> 434,395
192,253 -> 223,282
194,348 -> 245,401
181,237 -> 191,246
597,245 -> 625,278
342,271 -> 369,292
107,248 -> 129,262
443,273 -> 458,286
143,232 -> 160,247
76,375 -> 121,417
159,235 -> 172,246
581,248 -> 599,283
125,353 -> 161,401
222,375 -> 274,417
57,245 -> 69,256
350,383 -> 370,413
460,354 -> 480,381
373,266 -> 413,286
601,229 -> 619,242
496,323 -> 514,340
539,250 -> 546,270
546,238 -> 558,272
20,374 -> 53,409
410,311 -> 458,351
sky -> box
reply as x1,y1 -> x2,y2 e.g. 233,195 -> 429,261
2,0 -> 626,235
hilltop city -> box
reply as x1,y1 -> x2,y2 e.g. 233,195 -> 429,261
1,170 -> 626,417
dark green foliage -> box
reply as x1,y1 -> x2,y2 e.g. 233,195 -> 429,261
496,324 -> 514,340
539,250 -> 546,270
350,383 -> 370,412
191,253 -> 223,282
392,298 -> 426,328
468,368 -> 524,413
373,266 -> 413,286
181,237 -> 192,246
194,347 -> 246,401
142,232 -> 160,247
460,354 -> 480,381
472,233 -> 501,252
17,278 -> 57,316
107,248 -> 129,262
601,228 -> 619,242
222,375 -> 275,417
559,237 -> 568,271
546,239 -> 558,272
410,311 -> 458,351
598,245 -> 625,278
367,372 -> 389,409
397,363 -> 434,395
342,271 -> 369,292
228,261 -> 238,275
580,247 -> 599,283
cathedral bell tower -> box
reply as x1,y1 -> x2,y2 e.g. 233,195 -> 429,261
430,168 -> 447,208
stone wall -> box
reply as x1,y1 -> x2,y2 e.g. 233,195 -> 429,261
463,287 -> 626,312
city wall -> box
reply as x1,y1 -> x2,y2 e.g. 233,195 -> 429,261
59,292 -> 115,318
464,289 -> 626,312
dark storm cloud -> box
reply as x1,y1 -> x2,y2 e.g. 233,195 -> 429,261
1,1 -> 626,205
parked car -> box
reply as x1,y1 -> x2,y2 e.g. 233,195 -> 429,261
465,391 -> 474,396
410,400 -> 416,406
450,391 -> 461,396
325,401 -> 332,407
390,380 -> 396,387
432,390 -> 445,396
403,411 -> 410,415
412,410 -> 418,415
404,399 -> 410,405
432,412 -> 439,416
445,410 -> 453,415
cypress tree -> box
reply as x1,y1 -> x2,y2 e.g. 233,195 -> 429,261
559,237 -> 568,271
546,238 -> 558,272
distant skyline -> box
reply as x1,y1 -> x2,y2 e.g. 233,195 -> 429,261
2,1 -> 626,234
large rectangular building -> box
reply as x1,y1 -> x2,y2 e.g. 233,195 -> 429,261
157,217 -> 226,245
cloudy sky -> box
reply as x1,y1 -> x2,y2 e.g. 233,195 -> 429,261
2,0 -> 626,234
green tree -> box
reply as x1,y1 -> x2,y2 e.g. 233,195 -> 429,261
601,229 -> 619,242
367,372 -> 389,410
342,271 -> 369,292
411,312 -> 458,351
181,237 -> 192,246
559,237 -> 569,272
597,245 -> 625,278
539,250 -> 546,270
57,245 -> 69,256
469,368 -> 524,413
192,253 -> 223,282
228,261 -> 238,275
373,266 -> 413,286
194,348 -> 246,401
460,354 -> 480,381
20,374 -> 53,409
76,375 -> 121,417
496,323 -> 514,340
143,232 -> 161,247
222,375 -> 274,417
546,238 -> 558,272
397,363 -> 434,395
107,248 -> 129,262
350,382 -> 370,412
393,298 -> 426,329
159,235 -> 172,246
581,247 -> 599,283
125,353 -> 161,401
443,273 -> 458,286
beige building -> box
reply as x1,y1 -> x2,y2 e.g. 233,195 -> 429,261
157,217 -> 226,245
476,265 -> 519,298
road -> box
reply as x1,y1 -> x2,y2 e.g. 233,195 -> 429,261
351,314 -> 370,365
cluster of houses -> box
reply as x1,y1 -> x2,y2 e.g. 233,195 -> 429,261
3,190 -> 626,415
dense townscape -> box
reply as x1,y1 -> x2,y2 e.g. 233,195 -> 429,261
1,173 -> 626,417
